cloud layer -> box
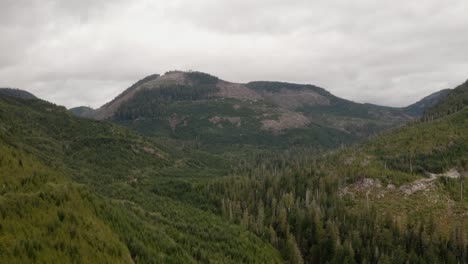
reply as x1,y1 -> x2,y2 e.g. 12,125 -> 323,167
1,0 -> 467,108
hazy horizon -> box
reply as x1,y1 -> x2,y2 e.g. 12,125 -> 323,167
1,0 -> 467,108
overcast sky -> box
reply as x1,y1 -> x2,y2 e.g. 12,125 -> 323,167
1,0 -> 467,108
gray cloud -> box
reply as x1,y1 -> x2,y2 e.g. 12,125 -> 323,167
0,0 -> 467,108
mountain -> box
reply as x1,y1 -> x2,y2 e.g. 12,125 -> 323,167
403,88 -> 451,116
424,79 -> 468,119
72,71 -> 413,150
68,106 -> 96,118
2,77 -> 467,263
0,87 -> 37,100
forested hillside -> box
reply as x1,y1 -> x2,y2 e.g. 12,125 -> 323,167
190,103 -> 467,263
3,0 -> 467,262
2,77 -> 467,263
0,139 -> 133,263
424,79 -> 468,119
153,84 -> 467,263
0,94 -> 282,263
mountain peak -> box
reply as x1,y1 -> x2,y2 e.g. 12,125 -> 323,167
160,70 -> 220,85
0,88 -> 37,100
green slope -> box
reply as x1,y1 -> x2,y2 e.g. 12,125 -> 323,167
0,94 -> 283,263
0,139 -> 133,263
424,79 -> 468,119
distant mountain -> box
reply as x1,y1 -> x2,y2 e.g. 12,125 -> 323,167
0,87 -> 37,100
73,71 -> 413,149
403,89 -> 451,116
69,106 -> 96,118
423,79 -> 468,119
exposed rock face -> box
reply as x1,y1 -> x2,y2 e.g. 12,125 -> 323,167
215,82 -> 262,101
168,114 -> 188,132
209,116 -> 242,127
397,168 -> 461,195
354,178 -> 382,191
261,112 -> 310,132
399,181 -> 433,195
341,169 -> 461,198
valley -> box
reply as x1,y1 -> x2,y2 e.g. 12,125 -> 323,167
1,73 -> 467,263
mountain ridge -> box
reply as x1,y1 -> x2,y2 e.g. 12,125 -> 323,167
70,71 -> 419,150
71,71 -> 449,119
423,78 -> 468,119
403,88 -> 451,116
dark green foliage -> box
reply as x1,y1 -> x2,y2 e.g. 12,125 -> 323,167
195,152 -> 467,263
354,108 -> 468,175
0,141 -> 134,263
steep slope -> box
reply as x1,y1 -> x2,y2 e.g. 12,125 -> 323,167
0,139 -> 134,263
73,71 -> 413,150
424,79 -> 468,119
325,83 -> 468,236
0,93 -> 283,263
0,93 -> 170,187
96,74 -> 160,120
0,87 -> 37,100
403,88 -> 451,116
